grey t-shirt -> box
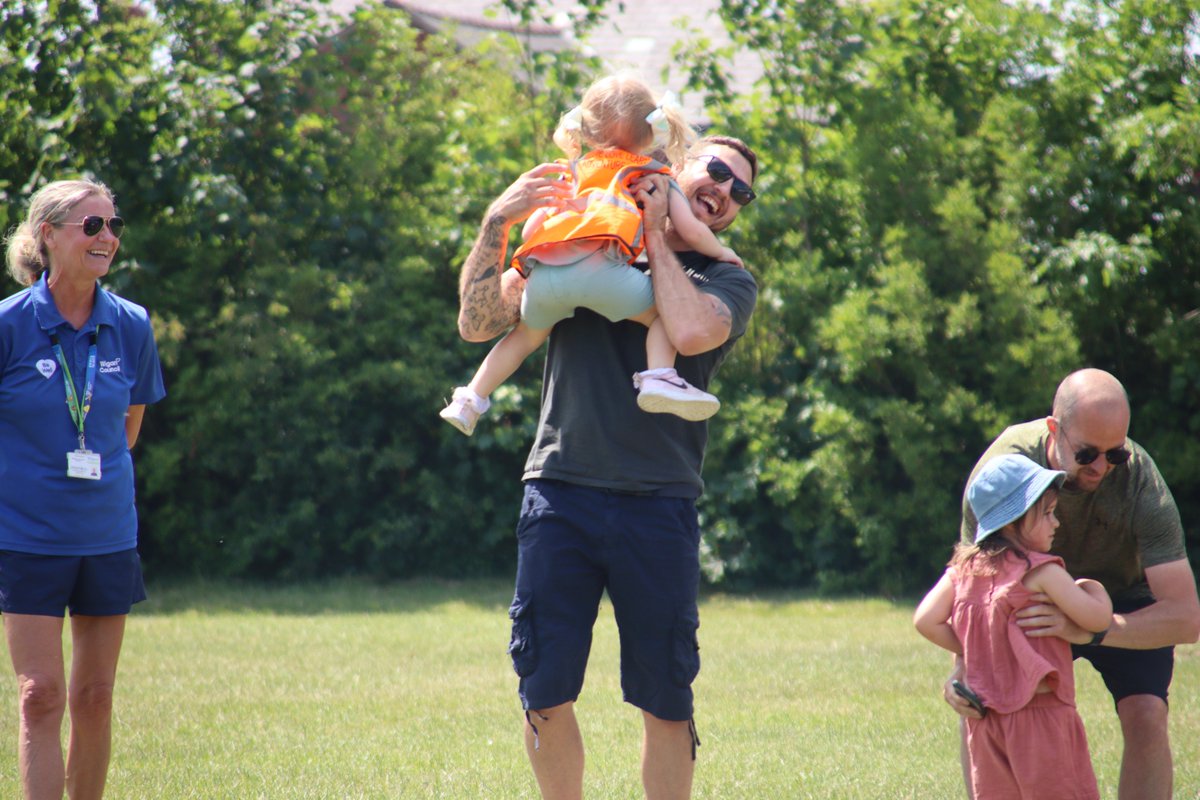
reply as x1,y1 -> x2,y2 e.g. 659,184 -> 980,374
959,420 -> 1187,602
523,252 -> 758,498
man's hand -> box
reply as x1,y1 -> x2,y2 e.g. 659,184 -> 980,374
490,162 -> 575,227
943,661 -> 983,720
1014,593 -> 1092,644
632,173 -> 670,234
457,164 -> 571,342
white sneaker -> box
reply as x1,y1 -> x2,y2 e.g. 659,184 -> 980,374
439,387 -> 490,436
633,369 -> 720,421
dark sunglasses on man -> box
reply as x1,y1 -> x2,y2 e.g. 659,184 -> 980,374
58,215 -> 126,239
1057,422 -> 1132,466
691,155 -> 756,206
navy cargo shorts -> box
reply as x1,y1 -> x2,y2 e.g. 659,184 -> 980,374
507,479 -> 702,722
1073,594 -> 1174,706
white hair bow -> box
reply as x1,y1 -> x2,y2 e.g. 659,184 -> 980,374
645,91 -> 681,148
644,91 -> 680,133
561,106 -> 584,131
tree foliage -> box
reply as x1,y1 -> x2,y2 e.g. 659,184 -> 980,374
678,0 -> 1198,591
2,0 -> 1196,591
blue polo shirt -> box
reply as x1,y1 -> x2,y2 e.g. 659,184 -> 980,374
0,275 -> 166,555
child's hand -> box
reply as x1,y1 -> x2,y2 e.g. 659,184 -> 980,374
719,247 -> 744,269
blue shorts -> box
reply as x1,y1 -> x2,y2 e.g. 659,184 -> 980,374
0,549 -> 147,617
1072,595 -> 1174,706
508,479 -> 701,721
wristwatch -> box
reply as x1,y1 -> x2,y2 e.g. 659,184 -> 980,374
1088,627 -> 1109,646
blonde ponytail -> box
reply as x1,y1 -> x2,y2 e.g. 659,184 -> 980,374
551,105 -> 586,160
652,95 -> 697,166
3,225 -> 46,287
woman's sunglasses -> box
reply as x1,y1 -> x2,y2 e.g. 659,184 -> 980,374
692,155 -> 756,206
59,215 -> 125,239
1058,425 -> 1131,466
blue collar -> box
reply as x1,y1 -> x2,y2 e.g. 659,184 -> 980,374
31,273 -> 117,333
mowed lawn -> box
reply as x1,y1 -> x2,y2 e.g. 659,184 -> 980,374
1,579 -> 1198,798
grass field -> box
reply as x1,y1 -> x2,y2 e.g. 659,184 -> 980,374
0,578 -> 1198,798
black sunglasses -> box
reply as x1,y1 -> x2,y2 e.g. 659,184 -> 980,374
1059,425 -> 1131,466
60,215 -> 125,238
693,155 -> 756,206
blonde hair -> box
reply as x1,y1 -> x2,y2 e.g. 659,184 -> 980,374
4,179 -> 116,287
552,73 -> 696,166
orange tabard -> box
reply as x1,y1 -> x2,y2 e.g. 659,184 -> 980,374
511,149 -> 670,276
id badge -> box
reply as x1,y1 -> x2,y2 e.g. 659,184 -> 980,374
67,449 -> 102,481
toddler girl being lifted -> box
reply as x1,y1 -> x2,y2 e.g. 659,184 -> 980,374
440,73 -> 742,436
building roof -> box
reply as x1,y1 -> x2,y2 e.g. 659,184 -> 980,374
325,0 -> 762,124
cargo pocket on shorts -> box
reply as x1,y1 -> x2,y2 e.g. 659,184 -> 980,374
671,614 -> 701,687
508,594 -> 538,678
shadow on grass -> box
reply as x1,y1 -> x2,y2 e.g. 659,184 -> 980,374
137,575 -> 516,616
699,585 -> 921,612
137,576 -> 917,617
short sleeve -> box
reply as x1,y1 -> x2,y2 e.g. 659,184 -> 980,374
130,317 -> 166,406
1131,451 -> 1187,568
700,265 -> 757,339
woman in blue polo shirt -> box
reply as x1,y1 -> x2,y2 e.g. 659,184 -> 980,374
1,178 -> 165,798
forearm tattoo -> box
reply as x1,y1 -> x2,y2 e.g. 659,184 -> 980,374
459,214 -> 521,339
711,295 -> 732,328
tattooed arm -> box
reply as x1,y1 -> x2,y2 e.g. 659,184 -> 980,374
457,163 -> 574,342
635,175 -> 736,356
457,213 -> 524,342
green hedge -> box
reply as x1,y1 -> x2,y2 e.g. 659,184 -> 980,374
2,0 -> 1196,592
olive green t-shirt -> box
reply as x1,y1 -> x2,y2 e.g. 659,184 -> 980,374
959,420 -> 1186,602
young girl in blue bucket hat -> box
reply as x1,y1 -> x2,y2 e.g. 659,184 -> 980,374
915,453 -> 1113,799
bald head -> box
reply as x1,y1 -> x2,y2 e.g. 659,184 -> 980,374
1052,368 -> 1130,429
1046,369 -> 1132,490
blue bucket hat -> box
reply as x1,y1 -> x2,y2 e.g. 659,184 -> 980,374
969,454 -> 1066,543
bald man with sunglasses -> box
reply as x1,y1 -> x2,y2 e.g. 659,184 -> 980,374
949,368 -> 1200,800
456,135 -> 758,800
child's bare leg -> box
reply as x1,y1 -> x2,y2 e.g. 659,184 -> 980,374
469,321 -> 551,398
441,321 -> 550,436
628,307 -> 678,371
644,317 -> 678,371
627,308 -> 720,421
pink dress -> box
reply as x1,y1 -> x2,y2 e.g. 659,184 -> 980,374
950,551 -> 1100,799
